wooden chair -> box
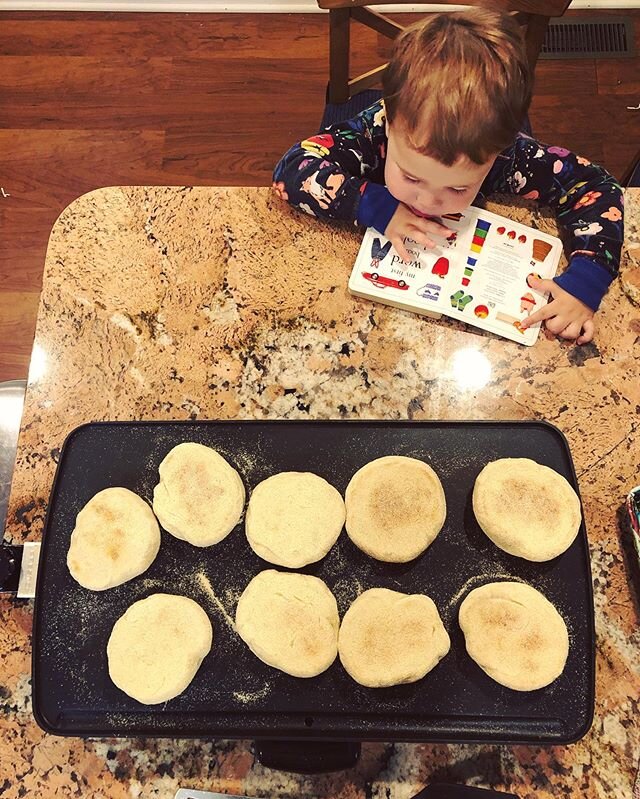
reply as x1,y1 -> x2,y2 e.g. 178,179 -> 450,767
318,0 -> 572,104
622,147 -> 640,186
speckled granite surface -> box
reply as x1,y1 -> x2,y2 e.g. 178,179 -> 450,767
1,187 -> 639,799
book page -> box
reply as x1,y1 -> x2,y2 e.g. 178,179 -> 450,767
347,205 -> 562,346
442,208 -> 562,345
347,220 -> 462,318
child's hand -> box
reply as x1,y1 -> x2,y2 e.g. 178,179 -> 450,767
520,277 -> 595,344
384,204 -> 454,262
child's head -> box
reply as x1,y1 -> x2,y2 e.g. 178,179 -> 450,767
382,9 -> 532,217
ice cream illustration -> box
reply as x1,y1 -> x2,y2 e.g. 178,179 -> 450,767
530,238 -> 553,266
520,292 -> 536,315
431,256 -> 450,279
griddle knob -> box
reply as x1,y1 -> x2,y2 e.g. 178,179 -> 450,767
253,739 -> 360,773
0,544 -> 22,593
0,542 -> 40,597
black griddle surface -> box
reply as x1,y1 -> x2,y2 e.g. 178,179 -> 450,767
32,420 -> 595,742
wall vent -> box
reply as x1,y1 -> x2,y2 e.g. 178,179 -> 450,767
541,17 -> 635,58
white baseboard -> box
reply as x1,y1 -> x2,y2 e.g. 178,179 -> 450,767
2,1 -> 639,11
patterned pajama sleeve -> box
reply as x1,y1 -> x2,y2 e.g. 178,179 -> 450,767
272,102 -> 399,232
479,135 -> 624,310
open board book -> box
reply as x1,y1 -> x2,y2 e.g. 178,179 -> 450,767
348,205 -> 563,346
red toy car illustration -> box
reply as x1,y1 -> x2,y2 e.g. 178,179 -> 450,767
362,272 -> 410,290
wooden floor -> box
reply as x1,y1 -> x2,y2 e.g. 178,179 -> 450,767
1,10 -> 639,381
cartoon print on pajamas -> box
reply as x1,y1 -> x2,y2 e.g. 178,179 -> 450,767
348,149 -> 366,175
373,105 -> 386,128
574,220 -> 604,237
509,171 -> 527,193
300,135 -> 334,157
300,171 -> 345,210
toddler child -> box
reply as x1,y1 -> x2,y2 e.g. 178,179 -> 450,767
272,9 -> 624,344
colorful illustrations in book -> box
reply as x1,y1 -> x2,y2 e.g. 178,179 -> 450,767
370,237 -> 393,269
432,257 -> 450,279
460,218 -> 491,287
348,205 -> 562,346
362,272 -> 410,291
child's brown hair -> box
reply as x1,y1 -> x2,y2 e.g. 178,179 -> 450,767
383,9 -> 533,166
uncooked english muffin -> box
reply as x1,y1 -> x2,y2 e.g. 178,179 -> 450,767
338,588 -> 450,688
153,442 -> 245,547
67,487 -> 160,591
107,593 -> 213,704
345,455 -> 446,562
246,471 -> 345,567
472,457 -> 581,561
235,569 -> 339,677
458,581 -> 569,691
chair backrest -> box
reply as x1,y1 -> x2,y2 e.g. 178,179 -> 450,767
317,0 -> 572,103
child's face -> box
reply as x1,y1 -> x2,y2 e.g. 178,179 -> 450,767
385,121 -> 497,218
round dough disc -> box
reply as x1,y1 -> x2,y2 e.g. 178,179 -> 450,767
472,458 -> 581,561
235,569 -> 339,677
246,472 -> 345,567
338,588 -> 450,687
67,487 -> 161,591
153,442 -> 245,547
107,593 -> 213,704
345,455 -> 446,562
458,581 -> 569,691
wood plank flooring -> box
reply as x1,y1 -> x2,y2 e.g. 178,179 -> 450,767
1,9 -> 639,381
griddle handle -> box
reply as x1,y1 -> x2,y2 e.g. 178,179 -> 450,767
253,739 -> 360,773
416,784 -> 518,798
0,544 -> 23,593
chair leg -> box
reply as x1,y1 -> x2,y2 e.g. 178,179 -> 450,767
524,14 -> 550,72
621,146 -> 640,186
328,8 -> 351,104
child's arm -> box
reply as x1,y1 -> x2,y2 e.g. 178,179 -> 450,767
273,100 -> 453,258
272,100 -> 395,229
481,136 -> 624,342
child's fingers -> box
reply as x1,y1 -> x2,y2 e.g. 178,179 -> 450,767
520,302 -> 556,328
430,220 -> 455,239
407,228 -> 437,250
576,319 -> 595,345
411,216 -> 453,240
558,321 -> 583,340
527,276 -> 555,294
544,315 -> 569,335
391,236 -> 412,262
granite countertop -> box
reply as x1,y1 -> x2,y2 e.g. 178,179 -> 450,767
1,186 -> 639,799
